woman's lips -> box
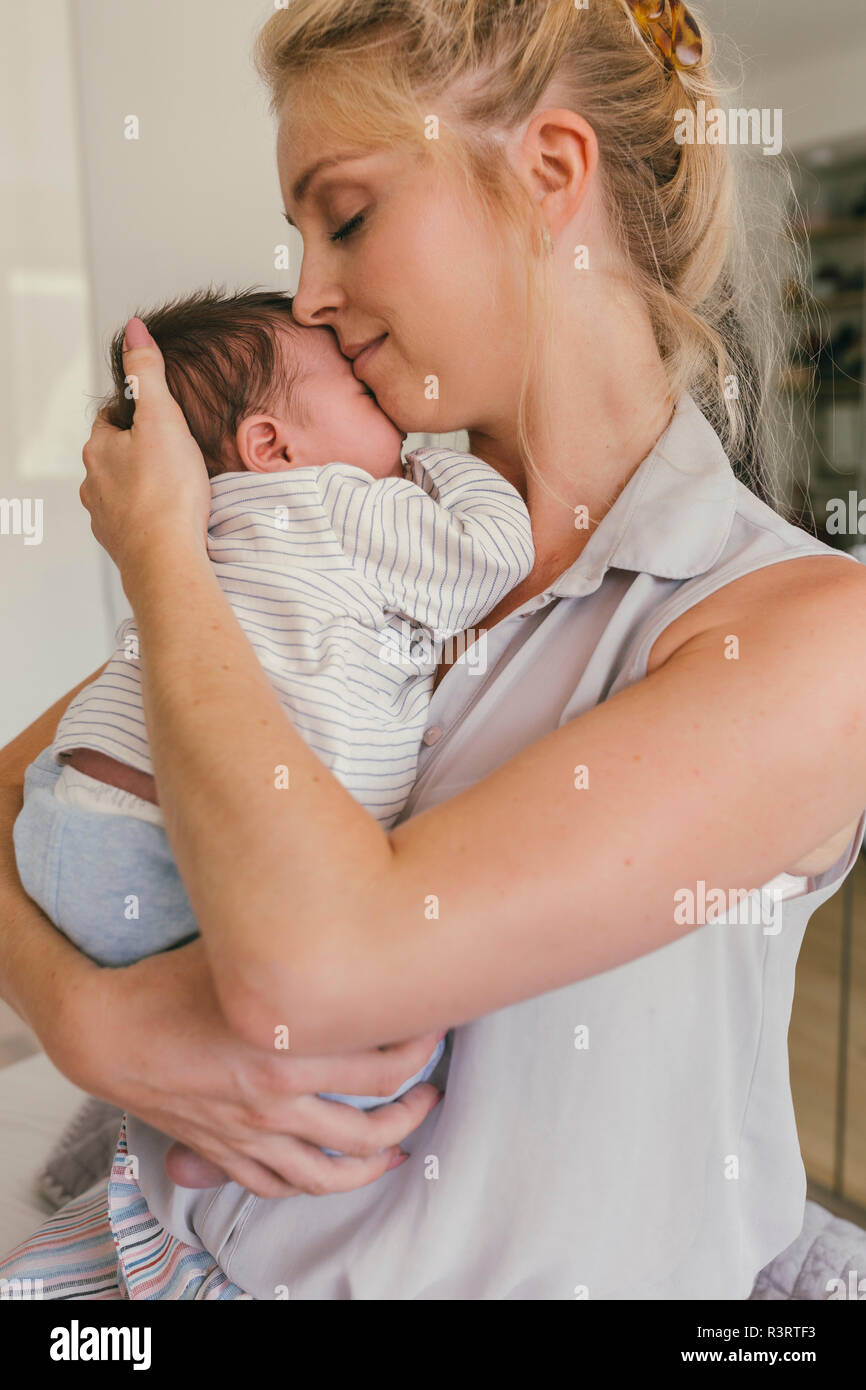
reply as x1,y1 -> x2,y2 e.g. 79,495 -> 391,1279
352,334 -> 387,378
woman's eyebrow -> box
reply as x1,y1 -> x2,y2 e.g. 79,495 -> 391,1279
285,152 -> 375,222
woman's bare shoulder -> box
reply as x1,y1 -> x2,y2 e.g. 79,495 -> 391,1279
647,554 -> 866,676
646,554 -> 866,877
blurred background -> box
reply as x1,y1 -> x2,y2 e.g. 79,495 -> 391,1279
1,1 -> 865,1225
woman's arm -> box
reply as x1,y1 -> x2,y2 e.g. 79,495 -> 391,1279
121,542 -> 866,1053
0,665 -> 108,788
0,663 -> 107,1035
0,674 -> 443,1197
80,328 -> 866,1056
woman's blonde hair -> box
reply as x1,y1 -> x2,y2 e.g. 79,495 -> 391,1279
256,0 -> 804,515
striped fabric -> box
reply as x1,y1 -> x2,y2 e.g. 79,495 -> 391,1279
53,448 -> 534,828
0,1116 -> 252,1300
108,1118 -> 252,1299
0,1183 -> 124,1301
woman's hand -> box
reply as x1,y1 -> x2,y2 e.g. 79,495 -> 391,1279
65,937 -> 444,1199
79,317 -> 211,583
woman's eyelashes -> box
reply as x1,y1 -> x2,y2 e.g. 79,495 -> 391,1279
330,211 -> 365,243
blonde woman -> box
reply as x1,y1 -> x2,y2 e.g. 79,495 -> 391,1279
1,0 -> 865,1300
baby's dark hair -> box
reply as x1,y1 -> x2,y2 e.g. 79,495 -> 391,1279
102,286 -> 310,476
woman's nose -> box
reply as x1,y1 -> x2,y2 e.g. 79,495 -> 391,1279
291,256 -> 345,327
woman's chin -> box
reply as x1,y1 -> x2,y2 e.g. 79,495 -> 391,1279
382,400 -> 449,438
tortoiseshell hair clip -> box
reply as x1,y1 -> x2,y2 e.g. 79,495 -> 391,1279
624,0 -> 703,71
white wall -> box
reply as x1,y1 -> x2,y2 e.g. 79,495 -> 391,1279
0,0 -> 106,747
1,0 -> 453,749
71,0 -> 282,336
741,42 -> 866,153
70,0 -> 289,657
0,0 -> 282,746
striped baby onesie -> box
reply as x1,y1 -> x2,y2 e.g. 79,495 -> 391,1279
52,447 -> 534,828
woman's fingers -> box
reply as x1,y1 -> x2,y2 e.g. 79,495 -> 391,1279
234,1132 -> 416,1199
168,1139 -> 305,1199
268,1144 -> 411,1198
260,1029 -> 448,1101
164,1125 -> 410,1200
164,1142 -> 230,1189
81,411 -> 125,476
119,317 -> 186,430
289,1081 -> 444,1160
162,1081 -> 443,1197
239,1080 -> 443,1166
74,315 -> 211,568
123,315 -> 151,350
84,410 -> 119,443
162,1142 -> 303,1200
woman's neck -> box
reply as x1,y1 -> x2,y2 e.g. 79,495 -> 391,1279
467,351 -> 677,584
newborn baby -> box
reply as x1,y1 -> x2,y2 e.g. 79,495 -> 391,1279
14,287 -> 535,1130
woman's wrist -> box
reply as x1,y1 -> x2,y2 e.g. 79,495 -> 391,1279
46,952 -> 173,1107
1,911 -> 109,1098
39,950 -> 116,1097
120,527 -> 209,608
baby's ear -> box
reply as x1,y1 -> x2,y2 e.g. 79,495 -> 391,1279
235,415 -> 295,473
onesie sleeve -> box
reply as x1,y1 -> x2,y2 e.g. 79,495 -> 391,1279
315,450 -> 534,636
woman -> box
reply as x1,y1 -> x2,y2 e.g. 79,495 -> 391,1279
2,0 -> 865,1299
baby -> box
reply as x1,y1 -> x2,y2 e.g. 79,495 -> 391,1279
14,287 -> 535,1129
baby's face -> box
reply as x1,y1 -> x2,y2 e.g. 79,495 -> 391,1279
277,324 -> 405,477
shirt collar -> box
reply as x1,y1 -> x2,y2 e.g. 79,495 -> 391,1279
546,392 -> 738,600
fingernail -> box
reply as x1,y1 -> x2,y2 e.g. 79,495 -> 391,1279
386,1150 -> 410,1170
123,316 -> 152,350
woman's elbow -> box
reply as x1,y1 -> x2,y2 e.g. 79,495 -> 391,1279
210,955 -> 300,1051
210,948 -> 354,1053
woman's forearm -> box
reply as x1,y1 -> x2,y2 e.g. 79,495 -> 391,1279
124,546 -> 866,1059
126,540 -> 394,1027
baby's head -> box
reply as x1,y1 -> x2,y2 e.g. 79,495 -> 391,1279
102,287 -> 405,479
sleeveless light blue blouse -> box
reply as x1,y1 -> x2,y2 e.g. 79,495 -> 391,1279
125,393 -> 864,1299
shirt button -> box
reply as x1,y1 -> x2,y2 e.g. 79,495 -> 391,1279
422,725 -> 443,746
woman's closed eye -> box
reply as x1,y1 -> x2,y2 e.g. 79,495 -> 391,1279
330,212 -> 365,243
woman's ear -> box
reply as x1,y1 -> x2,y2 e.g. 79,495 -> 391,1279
235,415 -> 295,473
516,106 -> 599,239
